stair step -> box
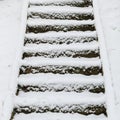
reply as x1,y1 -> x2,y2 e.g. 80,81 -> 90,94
17,91 -> 105,98
17,84 -> 104,94
13,104 -> 106,116
14,92 -> 106,115
26,19 -> 95,33
29,0 -> 92,7
18,73 -> 104,84
19,65 -> 102,75
10,0 -> 108,119
24,31 -> 98,45
17,74 -> 104,94
15,92 -> 106,105
28,6 -> 94,20
23,43 -> 99,59
13,113 -> 107,120
22,49 -> 99,59
19,58 -> 102,75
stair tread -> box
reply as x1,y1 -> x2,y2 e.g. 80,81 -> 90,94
23,42 -> 99,52
15,92 -> 105,105
28,6 -> 93,14
29,0 -> 92,7
18,73 -> 104,85
25,31 -> 97,38
24,31 -> 98,45
17,73 -> 104,94
26,19 -> 95,33
27,19 -> 94,26
13,113 -> 107,120
21,57 -> 101,67
29,0 -> 91,4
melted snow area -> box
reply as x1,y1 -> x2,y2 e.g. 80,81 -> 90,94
0,0 -> 120,119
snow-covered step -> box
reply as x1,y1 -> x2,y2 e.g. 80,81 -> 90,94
17,74 -> 104,94
22,43 -> 99,59
18,74 -> 104,84
24,31 -> 98,45
29,0 -> 92,7
13,113 -> 107,120
28,6 -> 94,20
17,83 -> 104,94
9,0 -> 108,119
14,92 -> 106,115
26,19 -> 95,33
22,49 -> 99,59
17,91 -> 104,99
19,58 -> 102,75
20,57 -> 102,66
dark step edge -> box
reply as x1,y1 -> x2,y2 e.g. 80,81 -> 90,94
19,65 -> 103,76
22,49 -> 100,59
29,0 -> 93,7
26,24 -> 96,33
24,36 -> 98,45
11,104 -> 107,116
16,84 -> 105,95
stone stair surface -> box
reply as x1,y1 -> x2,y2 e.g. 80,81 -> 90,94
10,0 -> 108,120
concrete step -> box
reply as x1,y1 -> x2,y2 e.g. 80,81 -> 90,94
28,6 -> 94,20
26,19 -> 95,33
29,0 -> 92,7
24,31 -> 98,45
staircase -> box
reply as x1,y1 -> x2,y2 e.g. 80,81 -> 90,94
10,0 -> 107,120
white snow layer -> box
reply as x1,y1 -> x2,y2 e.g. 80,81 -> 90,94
23,42 -> 99,52
0,0 -> 23,118
25,31 -> 97,39
15,92 -> 105,105
29,0 -> 87,4
18,73 -> 104,85
27,19 -> 94,26
28,6 -> 93,14
21,57 -> 101,67
13,113 -> 106,120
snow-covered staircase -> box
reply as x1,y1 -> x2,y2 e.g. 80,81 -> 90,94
10,0 -> 107,120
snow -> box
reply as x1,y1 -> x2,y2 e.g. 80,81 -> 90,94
0,0 -> 120,119
97,0 -> 120,119
25,31 -> 97,45
27,19 -> 95,26
25,31 -> 97,39
0,0 -> 23,118
1,94 -> 14,120
23,42 -> 99,52
18,73 -> 104,85
28,6 -> 93,14
29,0 -> 87,5
30,0 -> 85,3
15,91 -> 105,105
13,113 -> 106,120
21,57 -> 101,67
92,1 -> 116,120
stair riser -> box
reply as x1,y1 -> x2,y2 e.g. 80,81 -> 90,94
13,104 -> 107,116
24,36 -> 98,45
17,84 -> 105,95
29,1 -> 92,7
22,50 -> 100,59
19,65 -> 103,75
28,13 -> 94,20
26,25 -> 95,33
